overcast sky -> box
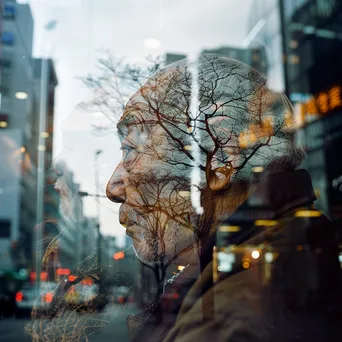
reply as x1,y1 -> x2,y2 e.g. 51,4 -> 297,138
23,0 -> 253,244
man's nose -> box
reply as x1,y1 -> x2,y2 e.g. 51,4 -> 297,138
106,163 -> 126,203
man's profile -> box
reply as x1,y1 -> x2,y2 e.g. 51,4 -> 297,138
106,54 -> 342,342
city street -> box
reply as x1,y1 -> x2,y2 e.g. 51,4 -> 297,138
0,304 -> 137,342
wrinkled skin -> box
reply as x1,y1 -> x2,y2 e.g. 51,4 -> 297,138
106,54 -> 295,267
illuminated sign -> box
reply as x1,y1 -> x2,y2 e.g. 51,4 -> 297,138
298,85 -> 342,124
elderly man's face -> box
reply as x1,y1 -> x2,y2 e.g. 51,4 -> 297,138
106,57 -> 291,265
106,74 -> 198,265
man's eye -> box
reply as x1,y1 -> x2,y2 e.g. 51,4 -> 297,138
121,145 -> 135,154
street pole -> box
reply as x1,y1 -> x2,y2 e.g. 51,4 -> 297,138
34,57 -> 48,291
94,150 -> 102,269
34,21 -> 57,291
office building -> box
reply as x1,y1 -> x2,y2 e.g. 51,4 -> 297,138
246,0 -> 284,91
279,0 -> 342,219
0,0 -> 35,271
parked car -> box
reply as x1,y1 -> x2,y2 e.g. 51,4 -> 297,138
14,282 -> 58,318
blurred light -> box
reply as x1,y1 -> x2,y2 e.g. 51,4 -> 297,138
254,220 -> 277,227
295,210 -> 322,218
265,252 -> 273,263
41,132 -> 50,138
56,268 -> 71,276
40,272 -> 48,281
114,251 -> 125,260
68,275 -> 77,282
289,55 -> 300,64
338,254 -> 342,263
20,147 -> 26,153
44,292 -> 54,303
18,268 -> 28,277
30,272 -> 36,281
187,126 -> 194,133
252,166 -> 264,173
183,145 -> 192,151
296,245 -> 304,251
0,121 -> 8,128
251,250 -> 260,259
242,261 -> 250,269
177,265 -> 185,271
289,40 -> 298,49
15,92 -> 28,100
144,38 -> 161,49
173,292 -> 180,299
15,292 -> 23,302
37,145 -> 46,151
219,225 -> 240,232
178,191 -> 191,198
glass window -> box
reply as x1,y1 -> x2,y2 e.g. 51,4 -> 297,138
4,4 -> 16,19
0,220 -> 11,238
1,31 -> 14,46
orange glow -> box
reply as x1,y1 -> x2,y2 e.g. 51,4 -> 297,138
114,251 -> 125,260
306,97 -> 318,115
329,86 -> 342,110
56,268 -> 71,276
242,262 -> 250,269
316,92 -> 329,113
40,272 -> 48,281
15,292 -> 23,302
68,275 -> 77,282
30,272 -> 36,281
44,292 -> 54,303
81,278 -> 93,286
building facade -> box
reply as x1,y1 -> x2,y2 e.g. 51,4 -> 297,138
247,0 -> 284,92
279,0 -> 342,219
0,0 -> 35,272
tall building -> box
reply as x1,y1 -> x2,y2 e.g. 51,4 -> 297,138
165,46 -> 267,76
279,0 -> 342,219
246,0 -> 284,91
202,46 -> 267,76
0,0 -> 35,272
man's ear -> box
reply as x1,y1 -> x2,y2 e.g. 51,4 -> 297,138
208,166 -> 234,191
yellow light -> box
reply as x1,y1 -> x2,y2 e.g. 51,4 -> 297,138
20,147 -> 26,153
183,145 -> 192,151
0,121 -> 8,128
187,126 -> 194,133
144,38 -> 161,49
15,92 -> 28,100
178,191 -> 191,198
242,261 -> 250,269
177,265 -> 185,271
251,250 -> 260,259
254,220 -> 278,227
295,210 -> 322,218
37,145 -> 46,151
41,132 -> 50,138
252,166 -> 264,173
219,225 -> 240,233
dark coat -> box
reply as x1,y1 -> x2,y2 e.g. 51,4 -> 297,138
128,170 -> 342,342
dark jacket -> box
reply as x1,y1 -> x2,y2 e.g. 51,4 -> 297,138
128,169 -> 342,342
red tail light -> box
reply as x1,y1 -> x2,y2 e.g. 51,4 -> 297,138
43,292 -> 54,303
15,292 -> 23,302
